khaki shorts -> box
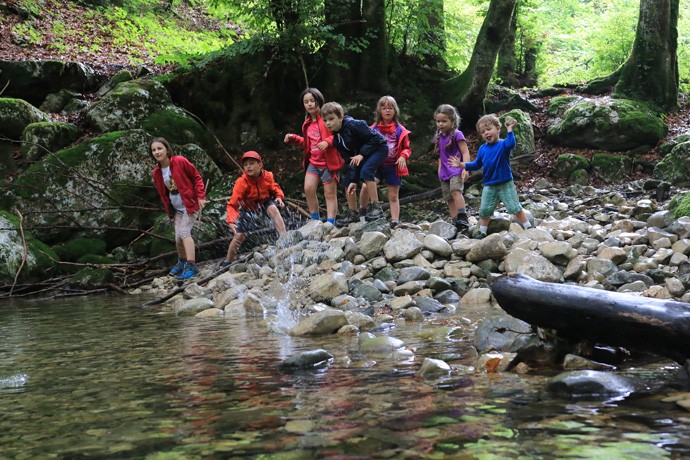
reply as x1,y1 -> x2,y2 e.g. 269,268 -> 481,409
440,175 -> 464,202
174,210 -> 198,241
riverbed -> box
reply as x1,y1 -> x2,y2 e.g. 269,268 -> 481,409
1,295 -> 690,459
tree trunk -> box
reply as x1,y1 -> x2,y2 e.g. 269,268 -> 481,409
441,0 -> 517,130
614,0 -> 679,111
359,0 -> 389,93
491,274 -> 690,364
324,0 -> 363,99
496,4 -> 518,88
419,0 -> 446,69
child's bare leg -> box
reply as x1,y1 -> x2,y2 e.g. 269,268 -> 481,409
181,236 -> 195,262
479,217 -> 490,227
324,181 -> 338,220
304,174 -> 320,217
176,239 -> 186,260
515,210 -> 528,224
387,185 -> 400,221
365,180 -> 379,203
447,196 -> 458,219
359,183 -> 369,210
267,205 -> 287,236
346,184 -> 358,210
225,233 -> 246,263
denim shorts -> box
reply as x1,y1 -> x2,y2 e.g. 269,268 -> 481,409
306,163 -> 337,184
359,146 -> 388,182
479,181 -> 522,218
375,164 -> 402,186
236,199 -> 277,233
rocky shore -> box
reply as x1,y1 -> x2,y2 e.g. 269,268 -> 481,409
135,179 -> 690,406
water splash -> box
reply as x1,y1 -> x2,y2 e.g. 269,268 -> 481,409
0,373 -> 29,388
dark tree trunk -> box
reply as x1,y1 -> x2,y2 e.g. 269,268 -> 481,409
491,275 -> 690,364
441,0 -> 517,129
359,0 -> 389,93
419,0 -> 446,69
519,45 -> 537,87
324,0 -> 363,98
614,0 -> 679,111
496,4 -> 518,88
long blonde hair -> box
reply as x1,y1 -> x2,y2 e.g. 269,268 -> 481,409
432,104 -> 460,153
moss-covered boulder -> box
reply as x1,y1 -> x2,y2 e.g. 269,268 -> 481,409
70,267 -> 115,288
96,69 -> 134,97
85,79 -> 177,132
654,140 -> 690,186
670,193 -> 690,218
546,96 -> 583,117
546,98 -> 667,151
53,237 -> 108,262
658,134 -> 690,157
484,85 -> 539,114
0,60 -> 99,107
0,98 -> 49,139
39,89 -> 79,113
0,211 -> 58,283
568,169 -> 589,186
8,129 -> 224,246
500,110 -> 535,167
591,153 -> 633,183
551,153 -> 590,179
139,109 -> 214,153
20,122 -> 80,163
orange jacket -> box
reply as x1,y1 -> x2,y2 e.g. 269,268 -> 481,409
226,169 -> 285,224
288,114 -> 344,172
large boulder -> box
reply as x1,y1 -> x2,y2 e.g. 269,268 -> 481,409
546,98 -> 667,151
0,211 -> 58,283
7,129 -> 224,246
591,153 -> 633,183
0,98 -> 49,139
0,60 -> 99,107
500,110 -> 535,166
654,139 -> 690,186
20,122 -> 80,164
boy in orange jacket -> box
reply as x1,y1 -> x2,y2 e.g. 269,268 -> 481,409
220,151 -> 287,267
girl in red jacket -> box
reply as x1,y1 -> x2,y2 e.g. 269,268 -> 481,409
359,95 -> 412,229
284,87 -> 345,226
151,137 -> 207,280
220,151 -> 287,267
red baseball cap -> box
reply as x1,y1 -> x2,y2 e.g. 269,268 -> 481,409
241,151 -> 262,163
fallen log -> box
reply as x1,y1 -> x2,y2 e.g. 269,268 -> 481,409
490,274 -> 690,364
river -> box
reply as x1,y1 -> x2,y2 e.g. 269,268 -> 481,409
1,294 -> 689,459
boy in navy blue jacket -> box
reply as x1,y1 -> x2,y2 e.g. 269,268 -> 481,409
451,114 -> 531,238
320,101 -> 388,222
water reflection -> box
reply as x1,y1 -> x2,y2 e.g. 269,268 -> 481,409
0,296 -> 689,458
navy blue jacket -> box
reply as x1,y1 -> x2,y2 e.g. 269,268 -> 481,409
330,116 -> 387,161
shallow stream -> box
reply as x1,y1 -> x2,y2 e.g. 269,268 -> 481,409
2,294 -> 690,459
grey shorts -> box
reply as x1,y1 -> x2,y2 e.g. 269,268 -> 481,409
174,210 -> 198,241
306,163 -> 337,184
440,175 -> 464,202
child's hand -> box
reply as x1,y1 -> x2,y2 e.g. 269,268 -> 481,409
347,183 -> 357,195
396,156 -> 407,170
275,198 -> 285,208
350,154 -> 363,166
228,222 -> 237,234
316,141 -> 329,150
284,133 -> 293,143
448,155 -> 463,168
504,115 -> 517,130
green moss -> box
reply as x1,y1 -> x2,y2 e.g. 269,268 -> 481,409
552,154 -> 590,179
591,153 -> 632,183
70,267 -> 114,288
54,237 -> 107,262
672,193 -> 690,218
0,210 -> 58,282
139,109 -> 212,150
568,169 -> 589,186
546,96 -> 580,117
77,254 -> 116,264
0,98 -> 49,139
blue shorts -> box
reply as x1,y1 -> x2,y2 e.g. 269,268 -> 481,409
236,199 -> 278,233
359,146 -> 388,182
306,163 -> 337,184
375,164 -> 402,186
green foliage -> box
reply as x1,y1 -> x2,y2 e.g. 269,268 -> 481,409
672,193 -> 690,218
54,237 -> 108,262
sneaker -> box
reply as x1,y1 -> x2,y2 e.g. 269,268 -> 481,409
390,220 -> 399,229
365,202 -> 384,221
336,209 -> 360,227
454,213 -> 469,231
169,259 -> 185,276
218,259 -> 231,269
176,262 -> 199,280
473,231 -> 487,240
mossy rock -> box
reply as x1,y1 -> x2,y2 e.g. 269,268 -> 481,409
96,69 -> 134,97
0,210 -> 58,283
546,96 -> 582,117
568,169 -> 589,186
591,153 -> 633,183
552,153 -> 590,179
53,237 -> 108,262
70,267 -> 115,288
669,192 -> 690,217
653,140 -> 690,186
150,215 -> 176,258
533,87 -> 569,98
484,85 -> 539,113
0,98 -> 49,139
500,110 -> 535,165
546,98 -> 667,151
39,89 -> 78,113
658,134 -> 690,157
20,121 -> 80,163
140,109 -> 214,153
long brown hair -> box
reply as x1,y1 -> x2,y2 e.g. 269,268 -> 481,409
432,104 -> 460,154
148,137 -> 175,161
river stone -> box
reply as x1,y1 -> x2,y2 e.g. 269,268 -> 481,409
402,307 -> 424,321
647,210 -> 675,229
416,358 -> 451,379
538,241 -> 576,265
345,311 -> 375,330
280,349 -> 334,370
393,280 -> 426,296
515,252 -> 563,282
547,370 -> 636,400
586,258 -> 619,277
176,297 -> 214,316
466,234 -> 508,262
397,266 -> 430,284
473,315 -> 533,353
460,288 -> 493,308
358,332 -> 405,353
414,296 -> 446,314
390,295 -> 414,310
309,272 -> 348,302
428,220 -> 457,240
434,289 -> 460,305
667,217 -> 690,239
374,266 -> 399,282
383,229 -> 423,262
351,282 -> 383,301
356,231 -> 388,259
563,256 -> 586,280
195,308 -> 223,318
423,234 -> 453,257
290,310 -> 348,336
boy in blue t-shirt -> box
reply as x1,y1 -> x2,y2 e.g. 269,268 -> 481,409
451,114 -> 531,239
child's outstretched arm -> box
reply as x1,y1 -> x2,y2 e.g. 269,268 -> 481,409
504,115 -> 517,132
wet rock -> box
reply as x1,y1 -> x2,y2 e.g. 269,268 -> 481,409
397,266 -> 430,283
383,229 -> 423,262
402,307 -> 424,321
547,370 -> 637,400
414,296 -> 447,314
309,272 -> 348,302
280,349 -> 334,370
562,354 -> 616,371
460,288 -> 494,309
176,298 -> 214,316
416,358 -> 451,379
290,309 -> 349,336
358,332 -> 405,353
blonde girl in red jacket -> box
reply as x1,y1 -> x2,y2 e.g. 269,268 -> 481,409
359,95 -> 412,229
284,87 -> 345,226
220,151 -> 287,267
151,137 -> 207,280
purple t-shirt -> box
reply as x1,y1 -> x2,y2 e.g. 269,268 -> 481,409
438,129 -> 466,181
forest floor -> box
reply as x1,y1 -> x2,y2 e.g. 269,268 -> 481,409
2,0 -> 690,190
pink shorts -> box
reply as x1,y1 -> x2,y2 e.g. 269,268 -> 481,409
174,210 -> 198,241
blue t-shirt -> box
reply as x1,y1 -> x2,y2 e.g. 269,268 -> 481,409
465,132 -> 516,185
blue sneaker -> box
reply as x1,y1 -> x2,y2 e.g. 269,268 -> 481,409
176,262 -> 199,280
169,259 -> 185,276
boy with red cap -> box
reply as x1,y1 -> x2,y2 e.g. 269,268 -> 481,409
220,151 -> 287,267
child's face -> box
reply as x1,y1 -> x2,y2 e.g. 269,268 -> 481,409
478,123 -> 500,144
379,103 -> 396,124
303,92 -> 320,118
243,158 -> 262,177
150,141 -> 169,163
323,113 -> 343,132
435,113 -> 454,134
